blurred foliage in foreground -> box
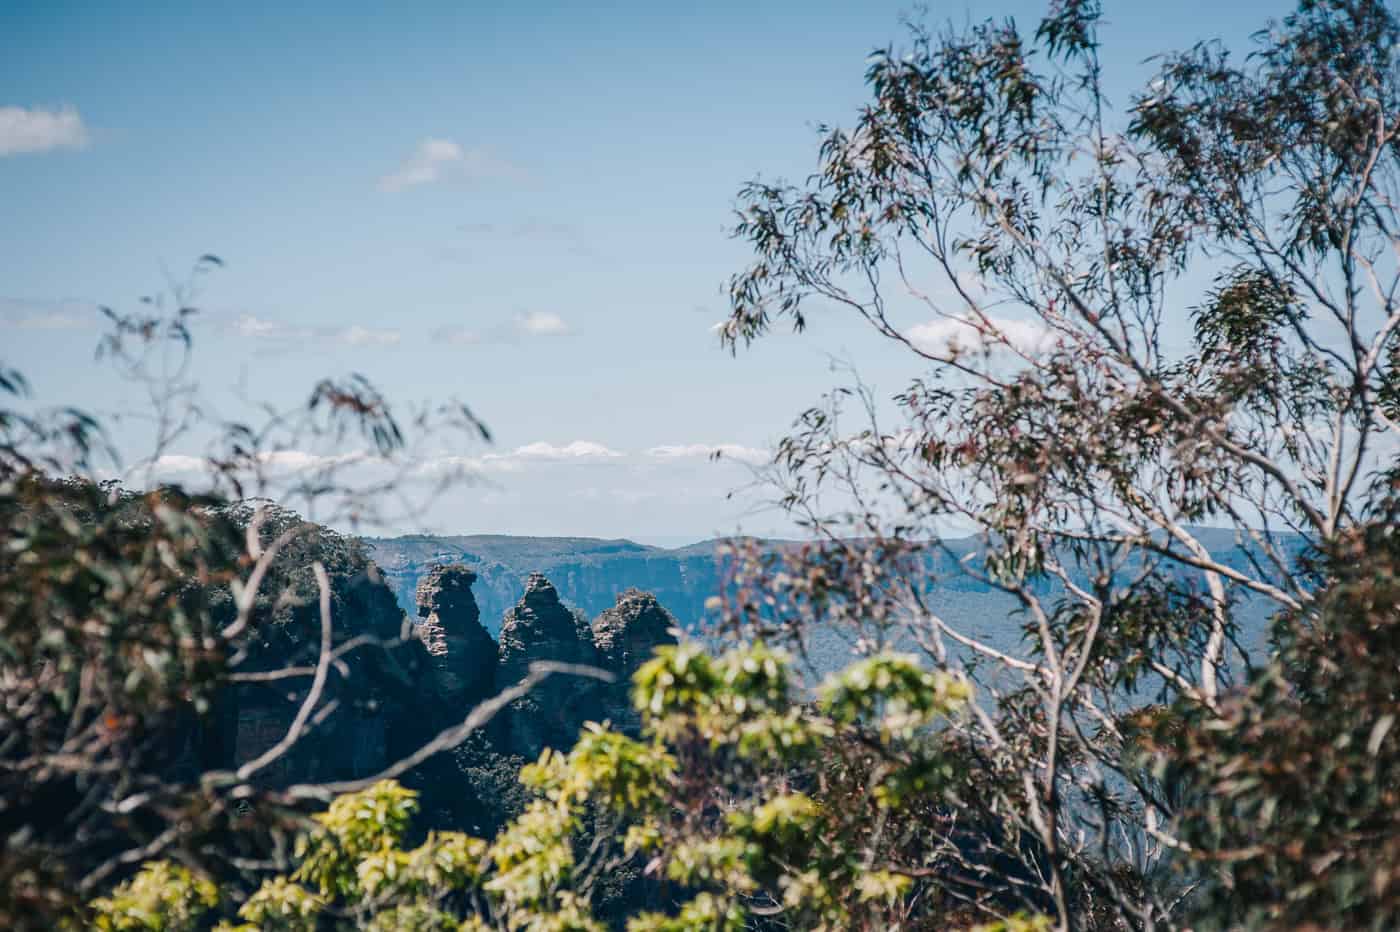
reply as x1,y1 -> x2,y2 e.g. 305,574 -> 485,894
88,645 -> 997,929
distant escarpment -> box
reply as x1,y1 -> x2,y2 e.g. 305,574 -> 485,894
363,532 -> 1030,640
366,530 -> 1295,665
365,535 -> 732,634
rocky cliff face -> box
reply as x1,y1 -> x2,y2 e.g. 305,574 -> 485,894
496,573 -> 599,758
497,573 -> 596,683
593,587 -> 679,677
406,567 -> 680,759
592,588 -> 678,730
416,564 -> 497,712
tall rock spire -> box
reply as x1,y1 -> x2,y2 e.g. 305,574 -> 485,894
415,564 -> 497,711
497,572 -> 594,683
592,588 -> 678,730
496,572 -> 599,757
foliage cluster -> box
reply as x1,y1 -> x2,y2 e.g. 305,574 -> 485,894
89,644 -> 999,929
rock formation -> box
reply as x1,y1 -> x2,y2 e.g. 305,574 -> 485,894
592,588 -> 678,729
496,572 -> 600,757
592,587 -> 678,678
497,573 -> 596,680
415,564 -> 497,711
223,547 -> 685,797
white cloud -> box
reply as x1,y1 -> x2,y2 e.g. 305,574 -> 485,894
0,105 -> 88,156
232,313 -> 302,340
380,138 -> 463,191
3,303 -> 398,347
146,454 -> 209,476
432,311 -> 571,346
146,450 -> 371,479
906,314 -> 1053,357
379,138 -> 522,192
412,443 -> 620,475
228,314 -> 400,347
258,450 -> 342,471
413,453 -> 516,477
410,441 -> 766,482
516,311 -> 569,336
509,441 -> 623,460
0,298 -> 94,329
337,325 -> 400,347
646,443 -> 769,466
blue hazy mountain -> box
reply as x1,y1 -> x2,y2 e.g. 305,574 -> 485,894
364,529 -> 1304,663
365,534 -> 739,634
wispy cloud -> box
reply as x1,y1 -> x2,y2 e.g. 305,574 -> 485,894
379,138 -> 523,192
145,454 -> 207,476
645,443 -> 769,466
0,298 -> 96,330
410,454 -> 509,477
143,449 -> 372,480
146,438 -> 761,492
338,325 -> 401,347
509,441 -> 623,460
433,310 -> 571,346
906,314 -> 1053,357
2,301 -> 398,351
428,441 -> 757,473
0,105 -> 88,156
231,313 -> 301,340
412,441 -> 624,475
228,313 -> 399,347
516,311 -> 569,336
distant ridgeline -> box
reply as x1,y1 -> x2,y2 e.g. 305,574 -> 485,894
364,535 -> 737,633
364,529 -> 1304,653
365,533 -> 1002,634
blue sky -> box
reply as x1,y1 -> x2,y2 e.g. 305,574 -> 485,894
2,0 -> 1285,543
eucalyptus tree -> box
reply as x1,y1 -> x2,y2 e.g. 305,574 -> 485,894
712,0 -> 1400,927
